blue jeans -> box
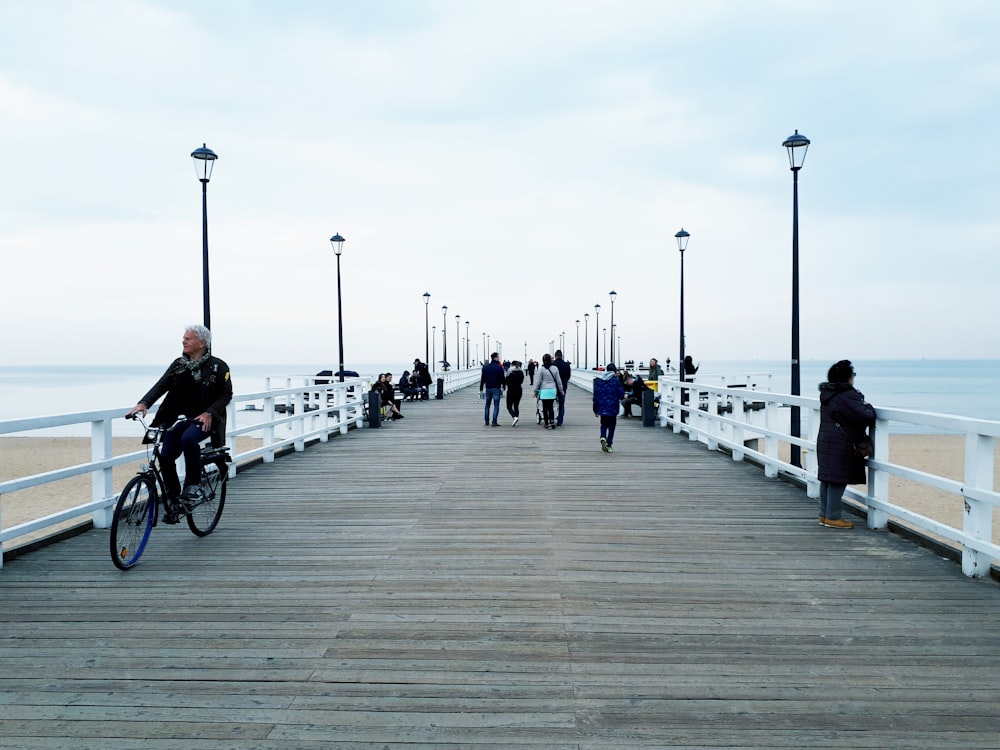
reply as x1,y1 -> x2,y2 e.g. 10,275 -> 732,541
600,415 -> 617,445
556,391 -> 566,425
819,481 -> 847,520
160,422 -> 208,497
484,388 -> 502,425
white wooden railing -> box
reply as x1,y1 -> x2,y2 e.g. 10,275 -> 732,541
0,376 -> 372,566
571,368 -> 1000,578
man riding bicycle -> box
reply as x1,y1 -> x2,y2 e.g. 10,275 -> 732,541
126,325 -> 232,518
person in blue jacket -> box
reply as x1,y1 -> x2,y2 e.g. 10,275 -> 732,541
593,362 -> 625,452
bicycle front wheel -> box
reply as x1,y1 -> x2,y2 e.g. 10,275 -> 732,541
110,475 -> 156,570
187,466 -> 227,537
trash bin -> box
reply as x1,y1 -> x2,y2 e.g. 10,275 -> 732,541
436,377 -> 444,400
642,389 -> 656,427
367,391 -> 381,428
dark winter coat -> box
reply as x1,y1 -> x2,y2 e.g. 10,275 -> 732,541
553,357 -> 571,390
139,355 -> 232,447
480,361 -> 506,391
816,382 -> 876,485
593,372 -> 625,417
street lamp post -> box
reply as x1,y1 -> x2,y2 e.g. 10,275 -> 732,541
482,333 -> 486,363
190,143 -> 218,329
423,292 -> 431,366
608,291 -> 617,365
603,328 -> 607,364
441,306 -> 448,370
432,325 -> 436,371
675,228 -> 690,379
783,129 -> 811,468
594,304 -> 601,367
455,315 -> 460,370
675,228 -> 690,422
465,321 -> 470,368
329,233 -> 347,381
584,313 -> 590,369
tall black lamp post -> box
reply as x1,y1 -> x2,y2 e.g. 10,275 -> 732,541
455,314 -> 461,370
423,292 -> 431,366
441,306 -> 448,370
465,321 -> 470,368
432,325 -> 436,371
594,304 -> 601,367
675,229 -> 690,382
190,143 -> 218,329
608,291 -> 617,365
675,228 -> 690,422
329,233 -> 346,381
783,129 -> 811,468
584,313 -> 590,369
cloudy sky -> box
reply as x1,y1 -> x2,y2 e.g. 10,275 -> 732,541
2,0 -> 999,368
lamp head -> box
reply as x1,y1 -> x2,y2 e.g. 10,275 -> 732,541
423,292 -> 430,304
190,143 -> 218,182
609,290 -> 617,303
782,129 -> 810,170
675,228 -> 690,252
329,233 -> 346,256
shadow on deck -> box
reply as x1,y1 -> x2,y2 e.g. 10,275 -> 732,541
1,386 -> 999,748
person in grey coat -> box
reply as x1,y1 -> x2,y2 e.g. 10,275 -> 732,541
816,359 -> 876,529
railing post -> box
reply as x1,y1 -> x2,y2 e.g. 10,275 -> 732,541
731,395 -> 746,462
962,433 -> 996,577
868,418 -> 890,529
91,417 -> 115,529
804,403 -> 820,499
763,401 -> 779,479
263,393 -> 276,463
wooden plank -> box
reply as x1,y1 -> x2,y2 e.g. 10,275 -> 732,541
1,385 -> 1000,748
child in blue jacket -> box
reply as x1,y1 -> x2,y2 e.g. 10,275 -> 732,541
593,363 -> 625,452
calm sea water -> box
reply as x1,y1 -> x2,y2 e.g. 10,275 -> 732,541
1,360 -> 998,432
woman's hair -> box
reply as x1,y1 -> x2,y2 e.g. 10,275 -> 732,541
185,324 -> 211,349
827,359 -> 855,383
542,353 -> 552,367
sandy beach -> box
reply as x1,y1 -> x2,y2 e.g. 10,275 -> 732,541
1,436 -> 261,548
2,433 -> 999,554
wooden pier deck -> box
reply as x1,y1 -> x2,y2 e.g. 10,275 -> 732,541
2,386 -> 1000,748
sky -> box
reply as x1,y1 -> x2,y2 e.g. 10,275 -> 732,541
2,0 -> 1000,368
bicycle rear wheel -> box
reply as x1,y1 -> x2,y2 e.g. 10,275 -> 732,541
187,464 -> 227,536
110,475 -> 156,570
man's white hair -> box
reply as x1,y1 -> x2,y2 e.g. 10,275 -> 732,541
186,324 -> 212,349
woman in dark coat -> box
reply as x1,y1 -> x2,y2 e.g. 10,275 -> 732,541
815,359 -> 876,529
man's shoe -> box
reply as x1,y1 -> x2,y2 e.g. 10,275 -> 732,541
512,416 -> 519,427
818,516 -> 826,526
180,485 -> 203,509
600,437 -> 608,452
821,518 -> 853,529
607,445 -> 614,453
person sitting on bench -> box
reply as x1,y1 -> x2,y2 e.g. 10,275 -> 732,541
621,374 -> 651,418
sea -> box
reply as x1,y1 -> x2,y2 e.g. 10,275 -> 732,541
1,360 -> 999,435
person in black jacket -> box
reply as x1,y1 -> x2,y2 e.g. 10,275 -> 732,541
505,361 -> 525,426
816,359 -> 876,529
553,350 -> 572,426
126,325 -> 232,512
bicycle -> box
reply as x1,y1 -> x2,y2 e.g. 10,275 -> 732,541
110,414 -> 230,570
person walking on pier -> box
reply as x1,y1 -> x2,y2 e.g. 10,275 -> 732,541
526,359 -> 536,385
553,350 -> 571,427
593,362 -> 625,452
533,353 -> 563,429
816,359 -> 875,529
505,360 -> 525,426
480,352 -> 506,427
126,325 -> 232,519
